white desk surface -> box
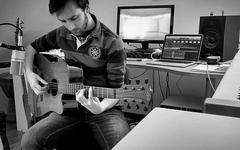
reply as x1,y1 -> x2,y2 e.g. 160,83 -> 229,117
113,108 -> 240,150
127,59 -> 225,79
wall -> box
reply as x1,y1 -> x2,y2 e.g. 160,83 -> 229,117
1,0 -> 240,60
0,0 -> 61,61
90,0 -> 240,34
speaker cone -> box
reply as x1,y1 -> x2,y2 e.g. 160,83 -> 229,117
202,30 -> 220,50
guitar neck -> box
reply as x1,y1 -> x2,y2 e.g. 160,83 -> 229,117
60,83 -> 119,99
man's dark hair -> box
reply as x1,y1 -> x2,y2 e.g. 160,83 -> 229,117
49,0 -> 89,14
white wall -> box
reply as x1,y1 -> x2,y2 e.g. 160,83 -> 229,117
90,0 -> 240,34
0,0 -> 61,61
1,0 -> 240,61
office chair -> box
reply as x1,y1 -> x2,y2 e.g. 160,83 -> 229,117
0,111 -> 10,150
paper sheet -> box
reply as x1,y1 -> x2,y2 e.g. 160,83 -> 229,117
191,64 -> 230,73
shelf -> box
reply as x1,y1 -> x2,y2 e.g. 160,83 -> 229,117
160,95 -> 205,112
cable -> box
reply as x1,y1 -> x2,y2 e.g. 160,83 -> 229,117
0,23 -> 23,32
129,69 -> 148,80
158,43 -> 163,50
149,97 -> 154,110
0,22 -> 24,51
206,63 -> 216,92
158,71 -> 165,99
152,70 -> 155,94
146,70 -> 154,111
176,75 -> 183,96
0,42 -> 24,51
165,72 -> 170,98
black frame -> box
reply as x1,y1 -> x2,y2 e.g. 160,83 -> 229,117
116,5 -> 175,49
161,34 -> 203,61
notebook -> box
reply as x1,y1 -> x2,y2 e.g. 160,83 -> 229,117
147,34 -> 203,68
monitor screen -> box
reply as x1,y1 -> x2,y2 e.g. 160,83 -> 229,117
116,5 -> 174,49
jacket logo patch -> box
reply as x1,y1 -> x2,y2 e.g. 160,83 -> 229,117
88,46 -> 101,59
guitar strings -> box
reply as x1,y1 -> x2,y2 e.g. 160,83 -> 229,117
39,73 -> 142,97
46,88 -> 142,95
43,82 -> 147,99
44,82 -> 142,95
38,71 -> 148,100
40,73 -> 148,95
44,87 -> 146,100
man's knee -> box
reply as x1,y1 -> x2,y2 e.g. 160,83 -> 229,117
21,127 -> 42,150
21,131 -> 32,150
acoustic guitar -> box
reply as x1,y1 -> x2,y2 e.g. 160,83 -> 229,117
31,54 -> 152,117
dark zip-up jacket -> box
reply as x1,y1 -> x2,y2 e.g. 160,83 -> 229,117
31,14 -> 126,88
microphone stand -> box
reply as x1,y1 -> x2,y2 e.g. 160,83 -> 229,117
0,18 -> 30,132
10,18 -> 25,75
15,18 -> 23,46
10,18 -> 31,132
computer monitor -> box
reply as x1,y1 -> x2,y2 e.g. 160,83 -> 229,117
116,5 -> 175,50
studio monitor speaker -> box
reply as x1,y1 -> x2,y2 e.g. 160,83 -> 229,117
199,16 -> 240,61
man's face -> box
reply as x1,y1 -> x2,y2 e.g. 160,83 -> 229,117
55,1 -> 87,36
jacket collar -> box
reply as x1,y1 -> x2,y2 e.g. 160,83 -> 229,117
58,13 -> 101,41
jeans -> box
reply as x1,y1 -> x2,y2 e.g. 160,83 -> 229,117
21,108 -> 130,150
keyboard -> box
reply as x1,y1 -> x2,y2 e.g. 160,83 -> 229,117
213,51 -> 240,100
147,60 -> 196,68
126,51 -> 148,58
157,59 -> 193,64
125,49 -> 155,59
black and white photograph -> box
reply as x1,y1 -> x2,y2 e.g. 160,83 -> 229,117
0,0 -> 240,149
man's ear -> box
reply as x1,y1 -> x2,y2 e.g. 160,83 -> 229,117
85,6 -> 90,13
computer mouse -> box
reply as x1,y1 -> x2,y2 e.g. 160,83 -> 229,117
206,56 -> 221,65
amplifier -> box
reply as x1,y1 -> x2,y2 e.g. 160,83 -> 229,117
117,79 -> 153,115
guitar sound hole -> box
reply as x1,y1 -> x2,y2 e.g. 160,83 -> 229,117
43,54 -> 58,62
48,79 -> 58,96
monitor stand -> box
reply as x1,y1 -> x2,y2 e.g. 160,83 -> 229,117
141,42 -> 149,50
139,42 -> 154,53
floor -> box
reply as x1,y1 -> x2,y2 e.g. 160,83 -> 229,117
6,122 -> 23,150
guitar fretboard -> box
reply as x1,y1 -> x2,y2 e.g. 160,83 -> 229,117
59,83 -> 120,99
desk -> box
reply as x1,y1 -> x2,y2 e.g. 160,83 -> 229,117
127,60 -> 224,78
113,108 -> 240,150
127,60 -> 225,110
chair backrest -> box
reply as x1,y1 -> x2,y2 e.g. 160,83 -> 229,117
0,112 -> 10,150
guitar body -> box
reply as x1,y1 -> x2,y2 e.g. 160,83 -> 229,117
34,54 -> 69,116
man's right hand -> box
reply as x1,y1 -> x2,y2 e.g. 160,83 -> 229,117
24,45 -> 48,95
26,71 -> 48,95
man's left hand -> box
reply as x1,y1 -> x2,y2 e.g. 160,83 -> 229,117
75,87 -> 103,114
